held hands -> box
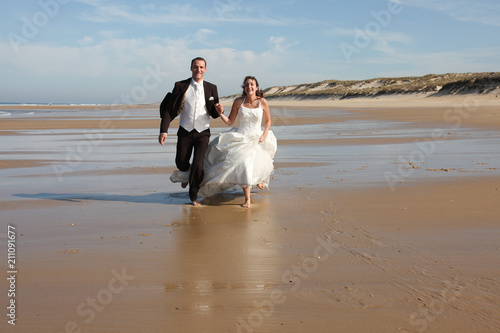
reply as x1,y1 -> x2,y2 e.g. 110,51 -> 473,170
215,103 -> 224,115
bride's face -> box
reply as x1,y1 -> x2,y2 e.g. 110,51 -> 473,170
243,79 -> 258,95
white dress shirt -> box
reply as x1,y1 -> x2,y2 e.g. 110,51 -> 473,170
179,79 -> 210,132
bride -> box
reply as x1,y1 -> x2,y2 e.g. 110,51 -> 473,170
198,76 -> 277,208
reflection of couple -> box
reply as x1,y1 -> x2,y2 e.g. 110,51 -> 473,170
158,57 -> 277,207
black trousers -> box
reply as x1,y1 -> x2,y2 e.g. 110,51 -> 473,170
176,127 -> 210,201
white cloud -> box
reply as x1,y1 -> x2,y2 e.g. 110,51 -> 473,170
76,2 -> 207,24
195,29 -> 216,45
78,36 -> 94,46
372,31 -> 412,54
0,33 -> 305,103
362,46 -> 500,75
408,47 -> 500,72
399,0 -> 500,26
75,1 -> 285,26
269,36 -> 299,53
327,28 -> 358,37
327,28 -> 411,55
98,30 -> 121,39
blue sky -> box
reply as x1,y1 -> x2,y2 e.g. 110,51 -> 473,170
1,0 -> 499,104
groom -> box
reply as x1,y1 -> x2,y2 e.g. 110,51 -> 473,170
158,57 -> 223,206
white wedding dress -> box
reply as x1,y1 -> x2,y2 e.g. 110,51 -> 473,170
197,98 -> 277,198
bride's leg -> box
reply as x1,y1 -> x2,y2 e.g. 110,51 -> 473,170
242,186 -> 251,208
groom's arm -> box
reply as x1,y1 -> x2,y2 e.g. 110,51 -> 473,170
159,82 -> 182,145
159,82 -> 183,134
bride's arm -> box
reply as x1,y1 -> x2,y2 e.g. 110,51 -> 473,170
259,98 -> 271,142
218,97 -> 241,126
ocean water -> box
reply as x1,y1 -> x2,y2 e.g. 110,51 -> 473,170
0,102 -> 103,106
0,104 -> 158,119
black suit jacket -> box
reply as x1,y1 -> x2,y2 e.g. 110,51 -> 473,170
159,78 -> 220,133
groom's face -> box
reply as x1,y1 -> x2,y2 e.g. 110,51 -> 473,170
191,60 -> 206,82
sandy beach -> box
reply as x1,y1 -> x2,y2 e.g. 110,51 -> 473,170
1,95 -> 499,332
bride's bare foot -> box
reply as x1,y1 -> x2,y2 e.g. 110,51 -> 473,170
192,199 -> 201,207
181,182 -> 188,188
242,186 -> 251,208
257,183 -> 265,190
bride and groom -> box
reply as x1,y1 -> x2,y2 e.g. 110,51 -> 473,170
158,57 -> 277,207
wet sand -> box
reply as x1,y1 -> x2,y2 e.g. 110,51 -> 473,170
1,95 -> 499,332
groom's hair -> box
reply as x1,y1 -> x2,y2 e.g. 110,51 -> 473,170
191,57 -> 207,67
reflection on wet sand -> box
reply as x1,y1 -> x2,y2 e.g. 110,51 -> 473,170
159,194 -> 284,330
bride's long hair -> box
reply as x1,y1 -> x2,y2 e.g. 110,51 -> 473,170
241,76 -> 264,98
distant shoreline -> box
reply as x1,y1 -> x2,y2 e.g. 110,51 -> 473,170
1,93 -> 500,112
